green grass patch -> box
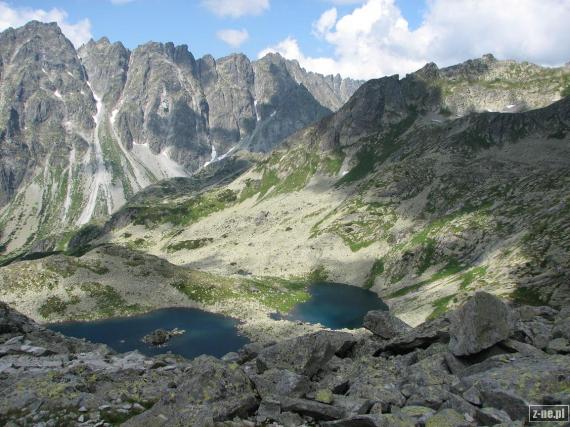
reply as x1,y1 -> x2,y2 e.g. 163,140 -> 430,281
307,265 -> 329,283
237,170 -> 280,202
322,155 -> 344,175
80,282 -> 142,317
258,170 -> 280,197
364,258 -> 385,289
387,281 -> 425,298
38,295 -> 80,319
459,266 -> 487,290
336,111 -> 417,186
427,294 -> 456,320
131,190 -> 235,227
170,271 -> 310,313
45,258 -> 109,277
511,286 -> 546,306
416,239 -> 436,275
243,277 -> 310,312
386,259 -> 464,299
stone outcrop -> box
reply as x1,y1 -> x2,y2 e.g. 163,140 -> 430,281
449,291 -> 514,356
141,328 -> 185,346
2,292 -> 570,426
363,310 -> 411,339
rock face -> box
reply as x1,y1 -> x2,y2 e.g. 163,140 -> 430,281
2,294 -> 570,426
0,21 -> 361,256
363,311 -> 411,339
123,356 -> 258,426
449,292 -> 514,356
142,328 -> 184,346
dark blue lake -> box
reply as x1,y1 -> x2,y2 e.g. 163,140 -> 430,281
272,282 -> 388,329
48,283 -> 386,359
48,307 -> 250,359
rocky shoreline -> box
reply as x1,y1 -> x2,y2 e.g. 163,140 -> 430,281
1,292 -> 569,426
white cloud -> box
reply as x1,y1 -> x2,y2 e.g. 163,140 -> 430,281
217,28 -> 249,48
260,0 -> 570,80
312,7 -> 337,38
0,2 -> 92,47
201,0 -> 269,18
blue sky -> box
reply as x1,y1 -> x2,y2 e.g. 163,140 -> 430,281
1,0 -> 568,79
7,0 -> 424,58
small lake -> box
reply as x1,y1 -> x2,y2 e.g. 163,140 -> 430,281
272,282 -> 388,329
48,283 -> 386,359
48,307 -> 250,359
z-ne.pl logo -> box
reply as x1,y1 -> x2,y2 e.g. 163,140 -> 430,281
529,405 -> 569,422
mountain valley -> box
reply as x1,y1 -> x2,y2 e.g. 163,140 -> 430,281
0,18 -> 569,427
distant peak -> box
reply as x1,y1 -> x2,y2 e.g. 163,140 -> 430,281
97,36 -> 111,45
414,62 -> 440,80
20,20 -> 62,36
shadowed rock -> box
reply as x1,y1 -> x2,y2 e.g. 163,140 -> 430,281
363,311 -> 411,339
449,292 -> 514,356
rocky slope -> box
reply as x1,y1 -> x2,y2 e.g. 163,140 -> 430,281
1,292 -> 569,425
76,67 -> 570,327
0,21 -> 361,257
0,243 -> 327,344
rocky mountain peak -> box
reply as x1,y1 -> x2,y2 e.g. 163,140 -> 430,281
0,21 -> 362,255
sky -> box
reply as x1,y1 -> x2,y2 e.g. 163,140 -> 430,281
1,0 -> 569,80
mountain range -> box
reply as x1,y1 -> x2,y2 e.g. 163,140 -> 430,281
0,20 -> 569,329
0,21 -> 361,255
0,18 -> 570,427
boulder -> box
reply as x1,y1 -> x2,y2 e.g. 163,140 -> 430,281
425,408 -> 470,427
322,414 -> 413,427
513,315 -> 552,349
278,396 -> 345,421
374,316 -> 450,356
363,311 -> 411,339
256,331 -> 356,376
123,356 -> 258,426
330,395 -> 373,417
480,389 -> 529,421
398,405 -> 435,420
276,411 -> 305,427
546,337 -> 570,354
257,397 -> 281,421
552,309 -> 570,340
247,368 -> 310,398
449,292 -> 514,356
141,328 -> 185,346
475,407 -> 512,425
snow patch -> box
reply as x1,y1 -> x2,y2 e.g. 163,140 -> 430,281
254,99 -> 261,122
62,147 -> 75,220
54,90 -> 62,99
203,144 -> 218,168
77,83 -> 113,225
218,145 -> 236,161
111,108 -> 119,124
